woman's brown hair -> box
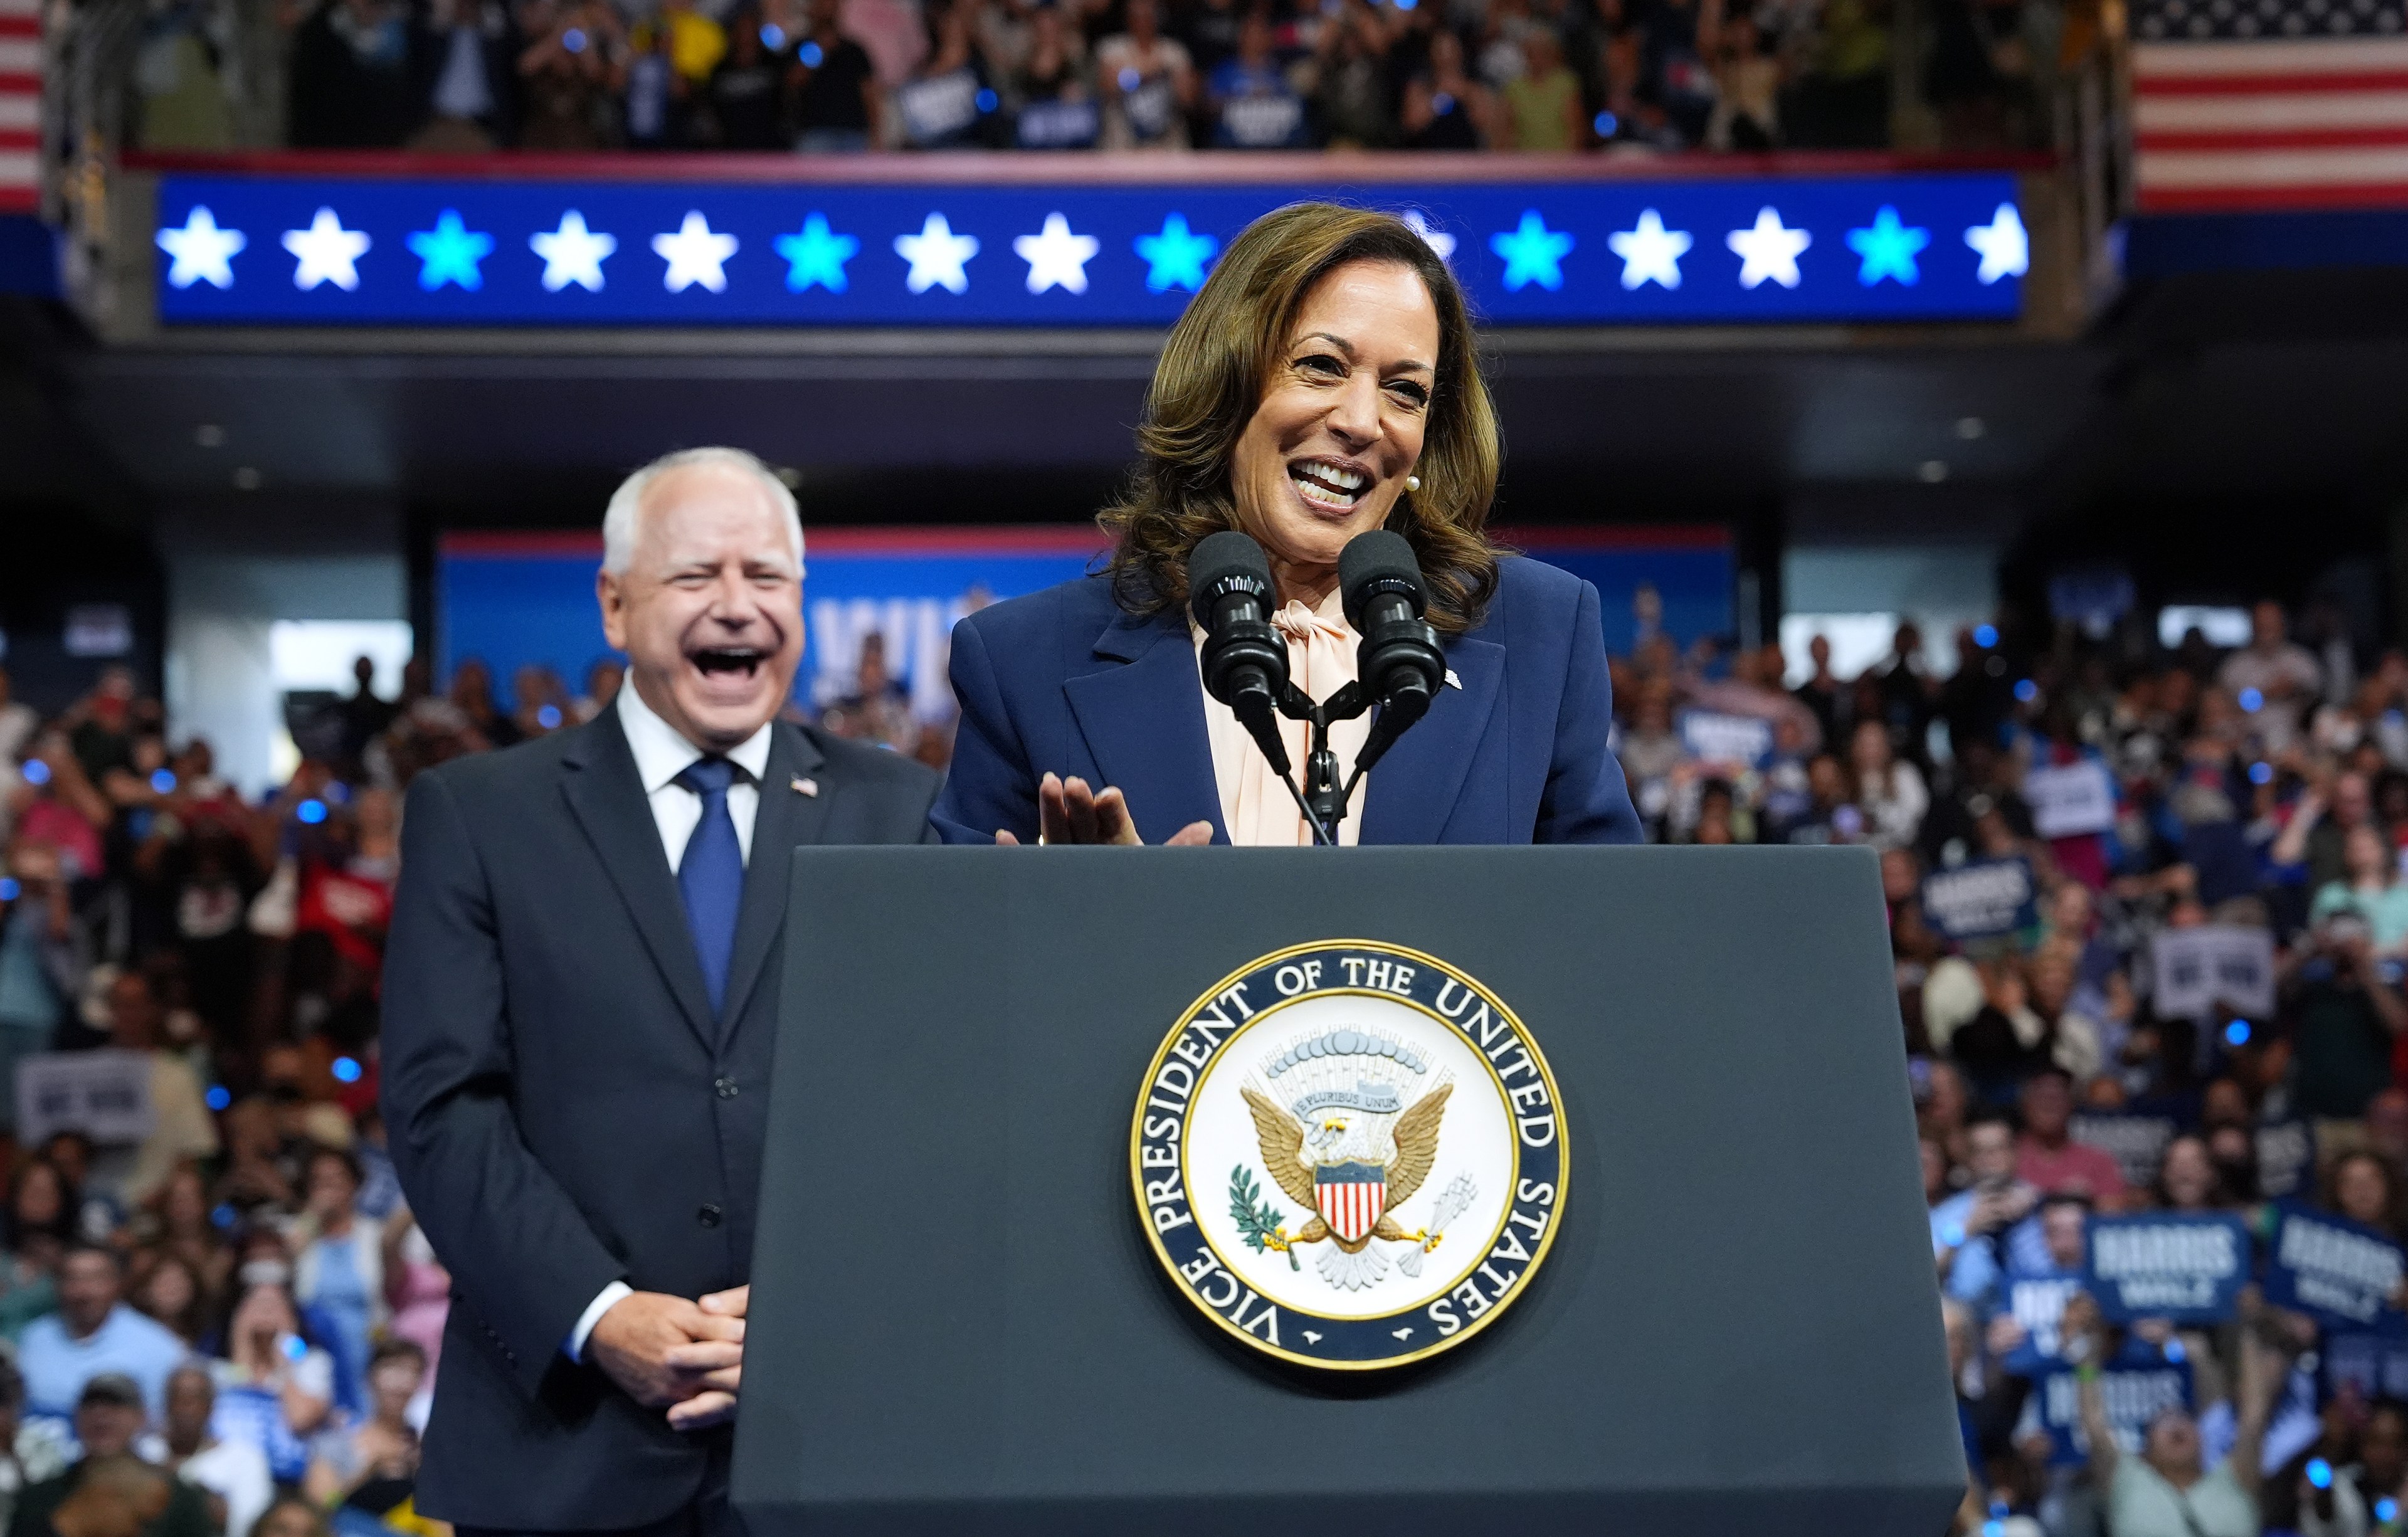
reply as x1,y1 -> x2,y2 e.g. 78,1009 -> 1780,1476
1099,202 -> 1504,635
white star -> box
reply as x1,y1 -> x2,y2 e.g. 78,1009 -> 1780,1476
1402,209 -> 1456,263
652,211 -> 738,293
1013,212 -> 1101,295
531,211 -> 618,293
895,212 -> 980,295
281,208 -> 371,292
1724,206 -> 1812,290
1965,203 -> 2029,285
157,206 -> 247,290
1606,209 -> 1692,291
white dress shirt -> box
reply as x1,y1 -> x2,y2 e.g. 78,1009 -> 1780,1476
565,682 -> 776,1363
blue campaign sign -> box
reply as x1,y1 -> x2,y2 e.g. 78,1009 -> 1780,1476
2033,1344 -> 2193,1467
2266,1206 -> 2408,1331
2067,1111 -> 2181,1190
1920,857 -> 2039,942
2326,1331 -> 2408,1400
2000,1265 -> 2084,1376
2083,1212 -> 2252,1324
152,172 -> 2025,327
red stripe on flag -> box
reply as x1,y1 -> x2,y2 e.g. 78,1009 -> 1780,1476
2138,126 -> 2408,151
0,18 -> 37,36
2135,70 -> 2408,95
0,130 -> 35,149
2136,181 -> 2408,211
0,187 -> 34,211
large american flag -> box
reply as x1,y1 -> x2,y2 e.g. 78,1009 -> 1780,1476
0,0 -> 33,214
2131,0 -> 2408,211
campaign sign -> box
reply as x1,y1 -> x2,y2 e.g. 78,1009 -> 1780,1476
15,1051 -> 155,1146
1677,709 -> 1774,769
2256,1120 -> 2317,1202
2266,1207 -> 2407,1330
1921,857 -> 2039,941
2325,1331 -> 2408,1401
2083,1212 -> 2251,1324
2034,1348 -> 2193,1467
2026,760 -> 2118,839
2000,1265 -> 2085,1376
2069,1111 -> 2180,1190
2151,925 -> 2276,1022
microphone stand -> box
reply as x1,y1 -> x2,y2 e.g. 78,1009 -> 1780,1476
1272,682 -> 1369,847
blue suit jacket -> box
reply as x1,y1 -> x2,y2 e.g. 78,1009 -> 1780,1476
931,556 -> 1644,845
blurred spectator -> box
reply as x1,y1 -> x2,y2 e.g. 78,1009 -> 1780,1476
821,635 -> 920,755
159,1365 -> 270,1537
301,1339 -> 425,1513
1851,718 -> 1928,852
1399,29 -> 1494,148
788,0 -> 883,149
16,1247 -> 186,1429
92,974 -> 218,1210
414,0 -> 520,149
1008,4 -> 1097,147
1499,28 -> 1583,151
2014,1067 -> 2123,1208
287,1148 -> 383,1413
208,1279 -> 334,1487
2222,600 -> 2324,754
288,0 -> 433,148
126,1255 -> 206,1351
250,1495 -> 331,1537
703,7 -> 796,147
1206,11 -> 1307,147
1094,0 -> 1194,148
515,0 -> 631,150
895,1 -> 1000,147
7,1432 -> 211,1537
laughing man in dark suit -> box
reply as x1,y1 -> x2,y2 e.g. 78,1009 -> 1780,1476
383,447 -> 939,1537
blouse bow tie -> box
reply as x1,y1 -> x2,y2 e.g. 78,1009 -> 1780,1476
1270,598 -> 1349,648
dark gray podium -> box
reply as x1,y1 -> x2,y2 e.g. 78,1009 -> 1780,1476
732,846 -> 1960,1536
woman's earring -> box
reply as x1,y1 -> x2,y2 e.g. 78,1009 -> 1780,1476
1406,475 -> 1422,492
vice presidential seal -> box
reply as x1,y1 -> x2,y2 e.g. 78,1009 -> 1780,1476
1131,940 -> 1566,1370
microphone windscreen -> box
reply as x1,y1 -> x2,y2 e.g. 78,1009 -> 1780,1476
1338,530 -> 1427,631
1188,530 -> 1275,630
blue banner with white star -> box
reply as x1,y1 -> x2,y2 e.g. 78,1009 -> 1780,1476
154,172 -> 2025,327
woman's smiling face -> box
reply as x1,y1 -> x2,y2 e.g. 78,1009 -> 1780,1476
1228,259 -> 1439,598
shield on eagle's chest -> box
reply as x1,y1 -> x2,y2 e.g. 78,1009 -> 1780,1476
1314,1160 -> 1386,1243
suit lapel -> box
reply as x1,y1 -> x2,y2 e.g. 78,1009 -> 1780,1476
559,713 -> 717,1054
1062,614 -> 1228,845
718,722 -> 829,1037
1360,635 -> 1505,845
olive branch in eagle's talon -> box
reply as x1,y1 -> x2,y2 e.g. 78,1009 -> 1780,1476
1228,1166 -> 1300,1270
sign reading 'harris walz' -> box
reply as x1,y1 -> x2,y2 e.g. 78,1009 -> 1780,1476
1131,941 -> 1566,1371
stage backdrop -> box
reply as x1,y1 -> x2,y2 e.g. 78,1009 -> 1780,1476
437,526 -> 1731,717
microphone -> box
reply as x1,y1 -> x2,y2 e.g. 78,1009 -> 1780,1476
1188,530 -> 1292,776
1339,530 -> 1445,778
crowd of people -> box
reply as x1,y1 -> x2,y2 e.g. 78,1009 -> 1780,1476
4,580 -> 2399,1537
1621,594 -> 2408,1536
126,0 -> 2067,156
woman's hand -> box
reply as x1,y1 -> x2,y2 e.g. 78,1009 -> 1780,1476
996,773 -> 1213,847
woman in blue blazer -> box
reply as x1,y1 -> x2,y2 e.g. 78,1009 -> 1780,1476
931,203 -> 1642,848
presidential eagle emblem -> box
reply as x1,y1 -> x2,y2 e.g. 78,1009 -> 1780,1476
1132,941 -> 1566,1371
1235,1033 -> 1469,1291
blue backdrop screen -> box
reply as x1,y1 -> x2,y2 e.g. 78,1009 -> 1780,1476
159,174 -> 2024,327
438,526 -> 1729,717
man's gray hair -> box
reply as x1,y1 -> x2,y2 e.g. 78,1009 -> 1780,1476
601,447 -> 804,577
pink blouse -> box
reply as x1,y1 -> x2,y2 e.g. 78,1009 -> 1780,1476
1192,589 -> 1368,847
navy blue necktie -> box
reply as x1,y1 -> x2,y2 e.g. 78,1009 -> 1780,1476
675,757 -> 745,1017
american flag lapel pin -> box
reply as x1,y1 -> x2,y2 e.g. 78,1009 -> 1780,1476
792,775 -> 819,798
1445,668 -> 1463,690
